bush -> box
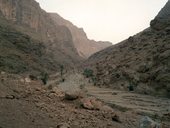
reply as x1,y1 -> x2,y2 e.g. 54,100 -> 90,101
0,56 -> 28,73
60,65 -> 64,77
41,72 -> 49,85
29,74 -> 38,80
92,76 -> 97,85
128,81 -> 135,91
128,84 -> 134,91
83,69 -> 94,78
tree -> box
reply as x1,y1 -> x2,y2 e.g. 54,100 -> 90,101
41,72 -> 48,85
60,65 -> 64,77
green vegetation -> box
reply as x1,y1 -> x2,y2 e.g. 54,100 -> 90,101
59,65 -> 65,82
83,68 -> 97,85
60,65 -> 64,77
83,68 -> 94,78
0,23 -> 57,74
41,72 -> 49,85
128,79 -> 137,91
128,84 -> 134,91
0,55 -> 28,73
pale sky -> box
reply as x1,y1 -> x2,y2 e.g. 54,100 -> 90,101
36,0 -> 168,44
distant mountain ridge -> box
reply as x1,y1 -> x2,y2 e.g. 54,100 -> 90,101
50,13 -> 112,58
0,0 -> 111,73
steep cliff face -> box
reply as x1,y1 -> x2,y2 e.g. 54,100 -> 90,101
0,0 -> 41,30
0,0 -> 82,72
85,1 -> 170,97
50,13 -> 112,58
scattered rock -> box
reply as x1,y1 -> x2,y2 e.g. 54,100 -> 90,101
1,78 -> 5,82
150,19 -> 169,31
50,87 -> 64,96
20,78 -> 25,83
81,97 -> 102,110
139,116 -> 161,128
29,75 -> 37,80
112,92 -> 118,95
47,84 -> 53,90
163,113 -> 170,119
34,87 -> 40,92
112,114 -> 121,123
65,92 -> 79,100
5,95 -> 15,99
35,102 -> 45,109
128,36 -> 134,42
101,105 -> 113,112
65,91 -> 84,100
25,77 -> 31,83
57,123 -> 70,128
1,71 -> 5,75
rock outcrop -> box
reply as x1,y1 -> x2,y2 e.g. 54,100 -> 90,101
50,13 -> 112,58
0,0 -> 82,73
85,1 -> 170,97
139,116 -> 161,128
150,0 -> 170,31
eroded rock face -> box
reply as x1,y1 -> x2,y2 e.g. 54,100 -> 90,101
0,0 -> 41,30
0,0 -> 82,70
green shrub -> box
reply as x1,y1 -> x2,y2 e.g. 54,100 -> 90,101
92,76 -> 97,85
128,83 -> 134,91
0,56 -> 28,73
128,85 -> 134,91
83,69 -> 94,78
41,72 -> 49,85
60,65 -> 64,77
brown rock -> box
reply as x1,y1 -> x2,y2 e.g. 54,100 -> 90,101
101,105 -> 113,112
57,123 -> 70,128
112,114 -> 121,123
5,95 -> 15,99
65,92 -> 79,100
81,97 -> 102,110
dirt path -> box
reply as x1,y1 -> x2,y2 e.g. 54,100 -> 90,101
85,85 -> 170,116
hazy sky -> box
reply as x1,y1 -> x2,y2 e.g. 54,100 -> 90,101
36,0 -> 167,44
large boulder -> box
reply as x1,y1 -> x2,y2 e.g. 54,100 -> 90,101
139,116 -> 161,128
81,97 -> 102,110
64,91 -> 84,100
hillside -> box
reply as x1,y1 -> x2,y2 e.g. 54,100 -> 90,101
85,1 -> 170,97
50,13 -> 112,58
0,0 -> 82,74
0,19 -> 55,74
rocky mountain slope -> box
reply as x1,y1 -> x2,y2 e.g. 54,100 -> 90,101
0,19 -> 55,74
50,13 -> 112,58
0,0 -> 82,74
0,0 -> 112,74
85,1 -> 170,97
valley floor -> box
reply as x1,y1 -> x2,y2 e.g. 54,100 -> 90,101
0,73 -> 170,128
